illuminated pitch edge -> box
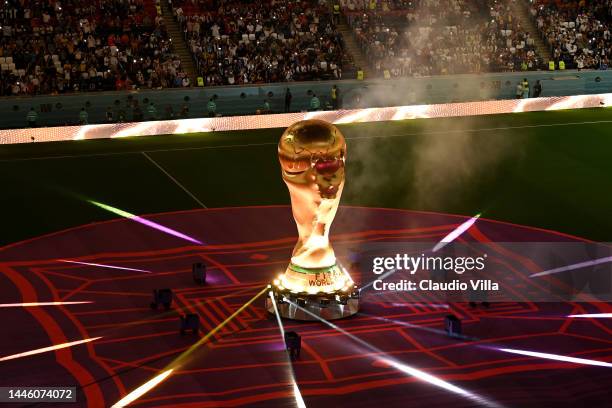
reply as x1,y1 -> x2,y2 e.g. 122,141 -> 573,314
1,93 -> 610,145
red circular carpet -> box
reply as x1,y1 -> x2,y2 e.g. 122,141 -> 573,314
0,206 -> 610,408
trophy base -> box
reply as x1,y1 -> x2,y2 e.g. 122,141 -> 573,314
266,293 -> 359,321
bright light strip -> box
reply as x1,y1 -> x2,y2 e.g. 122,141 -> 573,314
497,348 -> 612,368
269,292 -> 286,340
0,301 -> 92,308
382,357 -> 474,397
58,259 -> 151,273
2,93 -> 611,145
530,256 -> 612,278
0,337 -> 101,362
269,292 -> 307,408
293,383 -> 307,408
567,313 -> 612,318
111,369 -> 174,408
89,200 -> 203,244
284,299 -> 502,408
432,213 -> 481,252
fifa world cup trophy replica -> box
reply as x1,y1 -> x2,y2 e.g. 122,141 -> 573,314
267,119 -> 359,320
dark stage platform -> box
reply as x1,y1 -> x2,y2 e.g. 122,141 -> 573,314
0,206 -> 611,407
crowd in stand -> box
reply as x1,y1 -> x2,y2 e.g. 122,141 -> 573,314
0,0 -> 610,97
172,0 -> 347,85
344,0 -> 541,77
531,0 -> 611,70
0,0 -> 189,96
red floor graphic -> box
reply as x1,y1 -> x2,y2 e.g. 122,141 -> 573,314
0,206 -> 611,407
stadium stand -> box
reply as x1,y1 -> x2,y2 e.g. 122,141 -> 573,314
0,0 -> 188,96
530,0 -> 611,70
171,0 -> 351,85
342,0 -> 542,77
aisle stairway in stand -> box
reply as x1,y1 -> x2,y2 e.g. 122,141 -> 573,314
160,0 -> 197,83
511,1 -> 552,64
338,20 -> 372,79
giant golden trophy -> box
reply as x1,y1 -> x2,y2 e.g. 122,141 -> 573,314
267,119 -> 359,320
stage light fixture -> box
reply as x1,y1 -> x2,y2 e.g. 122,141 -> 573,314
192,262 -> 207,285
150,288 -> 173,310
444,314 -> 462,338
284,331 -> 301,360
180,313 -> 200,335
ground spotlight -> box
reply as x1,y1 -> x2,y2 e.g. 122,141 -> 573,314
180,313 -> 200,335
150,288 -> 173,310
444,314 -> 462,338
284,331 -> 302,360
192,262 -> 207,285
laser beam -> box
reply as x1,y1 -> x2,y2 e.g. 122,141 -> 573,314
0,337 -> 101,362
89,200 -> 204,244
433,213 -> 481,252
111,369 -> 174,408
112,287 -> 268,406
497,348 -> 612,368
58,259 -> 151,273
0,301 -> 93,308
359,313 -> 477,341
567,313 -> 612,318
270,292 -> 307,408
530,256 -> 612,278
285,299 -> 502,408
171,286 -> 268,368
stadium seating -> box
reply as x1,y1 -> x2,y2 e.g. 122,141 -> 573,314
530,0 -> 611,70
171,0 -> 349,85
343,0 -> 542,77
0,0 -> 189,96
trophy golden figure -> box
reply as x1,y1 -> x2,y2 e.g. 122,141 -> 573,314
267,119 -> 359,320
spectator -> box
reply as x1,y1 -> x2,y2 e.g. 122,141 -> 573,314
310,93 -> 321,110
531,0 -> 611,70
344,0 -> 542,78
26,107 -> 38,127
207,97 -> 217,117
147,103 -> 158,120
0,0 -> 187,96
79,108 -> 89,125
176,0 -> 351,86
516,81 -> 524,99
533,79 -> 542,97
331,84 -> 339,109
106,107 -> 114,123
181,103 -> 190,118
262,99 -> 271,113
285,88 -> 293,112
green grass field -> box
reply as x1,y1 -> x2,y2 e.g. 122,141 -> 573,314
1,107 -> 611,246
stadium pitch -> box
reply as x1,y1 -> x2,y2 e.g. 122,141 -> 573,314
1,107 -> 611,246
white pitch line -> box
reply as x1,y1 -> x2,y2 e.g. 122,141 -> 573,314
141,151 -> 207,208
